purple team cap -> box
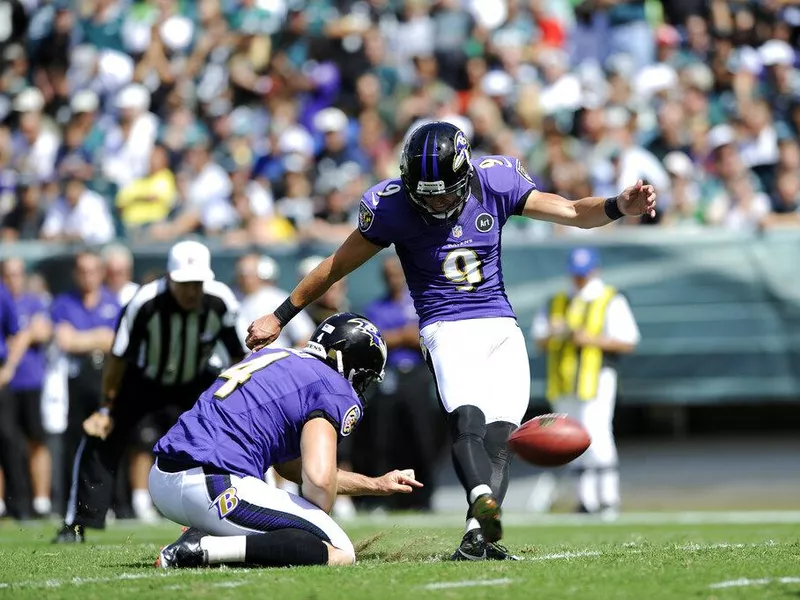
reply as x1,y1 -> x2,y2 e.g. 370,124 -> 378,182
568,248 -> 600,276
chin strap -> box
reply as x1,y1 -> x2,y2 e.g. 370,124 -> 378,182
334,350 -> 345,376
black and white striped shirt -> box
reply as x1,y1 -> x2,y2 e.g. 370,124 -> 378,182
111,278 -> 246,386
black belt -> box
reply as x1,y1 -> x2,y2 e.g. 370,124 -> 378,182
156,456 -> 228,475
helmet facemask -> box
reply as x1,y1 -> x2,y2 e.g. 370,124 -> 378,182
331,348 -> 385,401
347,365 -> 385,400
404,166 -> 473,225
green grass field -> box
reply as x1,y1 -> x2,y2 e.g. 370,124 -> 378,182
1,513 -> 799,599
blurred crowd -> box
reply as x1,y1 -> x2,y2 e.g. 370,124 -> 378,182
0,0 -> 798,248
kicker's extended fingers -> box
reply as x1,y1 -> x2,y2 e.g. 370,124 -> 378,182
398,474 -> 424,488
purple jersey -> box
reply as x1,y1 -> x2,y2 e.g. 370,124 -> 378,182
10,293 -> 48,391
0,284 -> 20,362
154,348 -> 364,479
358,156 -> 536,328
50,288 -> 120,332
364,292 -> 422,369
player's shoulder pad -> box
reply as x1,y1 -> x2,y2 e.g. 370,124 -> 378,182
203,279 -> 240,313
472,155 -> 524,195
358,177 -> 403,233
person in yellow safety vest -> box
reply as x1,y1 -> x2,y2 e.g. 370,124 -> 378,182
531,247 -> 640,518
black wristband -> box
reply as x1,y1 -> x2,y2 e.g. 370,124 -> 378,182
604,196 -> 624,221
274,298 -> 301,327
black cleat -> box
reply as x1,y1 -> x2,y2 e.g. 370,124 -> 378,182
471,493 -> 502,543
450,530 -> 520,561
486,541 -> 521,561
52,524 -> 85,544
451,530 -> 488,561
156,527 -> 207,569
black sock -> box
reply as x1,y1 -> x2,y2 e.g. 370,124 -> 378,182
484,421 -> 516,505
449,406 -> 493,502
244,529 -> 329,567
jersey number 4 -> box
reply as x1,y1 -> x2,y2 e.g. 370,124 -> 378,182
214,351 -> 290,399
442,248 -> 483,292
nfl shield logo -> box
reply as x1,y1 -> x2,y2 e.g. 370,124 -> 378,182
451,225 -> 463,238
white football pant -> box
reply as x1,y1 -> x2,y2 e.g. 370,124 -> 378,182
149,462 -> 354,560
554,367 -> 619,512
420,317 -> 530,425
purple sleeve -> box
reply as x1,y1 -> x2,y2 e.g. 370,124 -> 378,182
102,293 -> 122,329
510,159 -> 537,215
0,289 -> 20,337
477,156 -> 537,225
357,182 -> 401,248
106,305 -> 122,329
307,392 -> 363,438
499,159 -> 537,223
50,296 -> 68,324
31,296 -> 48,317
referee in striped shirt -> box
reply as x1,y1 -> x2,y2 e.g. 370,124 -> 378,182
54,241 -> 247,543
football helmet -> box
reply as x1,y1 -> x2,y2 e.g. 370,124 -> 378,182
400,121 -> 473,224
304,312 -> 387,398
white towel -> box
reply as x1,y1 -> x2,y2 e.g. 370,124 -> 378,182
41,345 -> 69,435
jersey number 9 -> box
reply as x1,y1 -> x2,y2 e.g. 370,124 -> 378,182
442,248 -> 483,292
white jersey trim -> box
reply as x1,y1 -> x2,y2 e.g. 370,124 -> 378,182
203,279 -> 241,328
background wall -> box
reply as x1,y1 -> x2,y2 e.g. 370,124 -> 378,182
10,228 -> 799,408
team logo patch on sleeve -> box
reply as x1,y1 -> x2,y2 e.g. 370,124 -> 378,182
340,404 -> 362,437
516,160 -> 535,185
358,201 -> 375,232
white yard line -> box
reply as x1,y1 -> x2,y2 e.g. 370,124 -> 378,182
422,578 -> 514,590
0,567 -> 254,590
679,540 -> 777,551
528,550 -> 601,561
709,577 -> 800,589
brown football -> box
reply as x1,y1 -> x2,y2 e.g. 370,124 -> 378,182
507,414 -> 591,467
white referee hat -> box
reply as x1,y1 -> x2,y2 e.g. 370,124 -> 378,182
168,241 -> 215,283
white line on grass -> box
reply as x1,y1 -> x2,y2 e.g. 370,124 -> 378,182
0,567 -> 254,590
422,578 -> 514,590
211,581 -> 249,588
710,577 -> 800,589
528,550 -> 601,561
679,540 -> 777,551
0,539 -> 786,590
